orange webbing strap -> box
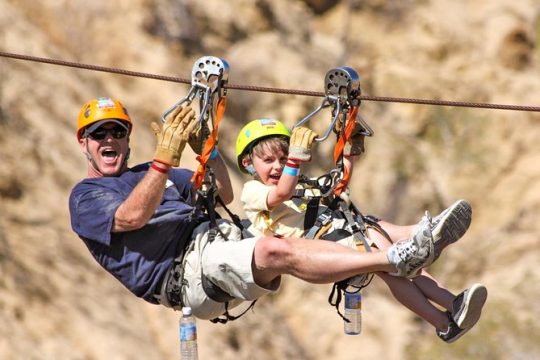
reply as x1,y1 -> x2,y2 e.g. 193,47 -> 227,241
333,105 -> 358,196
191,97 -> 227,189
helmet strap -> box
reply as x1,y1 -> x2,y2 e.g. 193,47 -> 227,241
85,151 -> 104,177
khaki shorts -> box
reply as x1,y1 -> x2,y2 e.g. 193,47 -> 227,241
181,220 -> 280,320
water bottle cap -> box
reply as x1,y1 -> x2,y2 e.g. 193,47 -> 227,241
182,306 -> 193,316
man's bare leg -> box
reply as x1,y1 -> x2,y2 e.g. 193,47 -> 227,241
251,236 -> 394,288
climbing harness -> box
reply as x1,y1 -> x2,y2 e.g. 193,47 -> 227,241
160,56 -> 254,324
292,67 -> 384,321
293,67 -> 373,236
294,67 -> 373,197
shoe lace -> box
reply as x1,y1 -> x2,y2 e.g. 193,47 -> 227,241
395,241 -> 425,272
423,211 -> 435,225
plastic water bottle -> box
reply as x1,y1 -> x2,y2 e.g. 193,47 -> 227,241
180,307 -> 199,360
344,291 -> 362,335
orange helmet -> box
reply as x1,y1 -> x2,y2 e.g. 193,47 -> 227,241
77,97 -> 132,140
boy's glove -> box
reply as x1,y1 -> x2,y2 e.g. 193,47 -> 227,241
288,127 -> 318,162
187,122 -> 211,155
151,105 -> 197,167
334,117 -> 368,156
345,124 -> 366,156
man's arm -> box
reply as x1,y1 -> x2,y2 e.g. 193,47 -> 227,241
113,105 -> 197,232
113,163 -> 170,231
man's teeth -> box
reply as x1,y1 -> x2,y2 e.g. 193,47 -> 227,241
103,150 -> 117,157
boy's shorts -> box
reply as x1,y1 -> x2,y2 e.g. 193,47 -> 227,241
181,219 -> 280,320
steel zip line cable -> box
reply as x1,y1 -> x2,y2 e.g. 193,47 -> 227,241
2,50 -> 540,112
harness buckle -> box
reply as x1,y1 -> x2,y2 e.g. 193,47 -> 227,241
318,211 -> 333,226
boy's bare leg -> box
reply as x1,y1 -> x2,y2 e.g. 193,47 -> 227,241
369,227 -> 451,305
368,228 -> 451,330
375,220 -> 414,242
412,271 -> 455,311
376,271 -> 450,331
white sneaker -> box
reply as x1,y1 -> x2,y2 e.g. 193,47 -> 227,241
387,216 -> 434,278
431,200 -> 472,262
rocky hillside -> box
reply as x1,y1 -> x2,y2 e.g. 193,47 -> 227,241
1,0 -> 540,359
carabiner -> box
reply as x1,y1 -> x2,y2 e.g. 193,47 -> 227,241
317,168 -> 342,197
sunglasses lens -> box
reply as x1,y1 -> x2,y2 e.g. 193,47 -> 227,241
89,126 -> 127,140
89,128 -> 107,140
111,127 -> 128,139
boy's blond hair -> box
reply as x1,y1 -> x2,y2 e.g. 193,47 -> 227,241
242,136 -> 289,164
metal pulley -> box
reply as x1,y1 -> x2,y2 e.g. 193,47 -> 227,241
161,56 -> 229,130
295,66 -> 373,141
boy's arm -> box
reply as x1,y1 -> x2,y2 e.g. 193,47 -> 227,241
266,127 -> 318,208
342,119 -> 367,176
266,158 -> 301,208
208,153 -> 234,205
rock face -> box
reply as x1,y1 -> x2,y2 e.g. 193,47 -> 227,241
1,0 -> 540,359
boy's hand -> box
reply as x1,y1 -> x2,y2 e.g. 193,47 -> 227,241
151,105 -> 197,166
335,117 -> 368,156
188,122 -> 213,155
345,124 -> 366,156
288,127 -> 318,162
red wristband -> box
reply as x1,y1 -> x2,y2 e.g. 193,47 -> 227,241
285,161 -> 300,168
151,162 -> 169,174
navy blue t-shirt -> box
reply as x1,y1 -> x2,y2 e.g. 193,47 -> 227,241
69,163 -> 208,303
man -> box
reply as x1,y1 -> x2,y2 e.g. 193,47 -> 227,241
69,97 -> 435,320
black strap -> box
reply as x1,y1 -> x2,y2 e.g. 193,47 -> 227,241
216,196 -> 245,231
303,196 -> 321,230
320,228 -> 352,242
328,283 -> 348,322
363,215 -> 392,241
210,300 -> 258,324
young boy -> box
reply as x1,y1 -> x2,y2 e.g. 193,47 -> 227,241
236,118 -> 487,343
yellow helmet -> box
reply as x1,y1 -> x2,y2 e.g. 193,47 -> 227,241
77,97 -> 132,140
235,118 -> 290,173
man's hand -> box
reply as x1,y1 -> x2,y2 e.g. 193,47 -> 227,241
151,105 -> 197,167
288,127 -> 318,162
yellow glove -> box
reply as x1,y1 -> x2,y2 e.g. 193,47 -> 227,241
288,127 -> 318,162
151,105 -> 197,167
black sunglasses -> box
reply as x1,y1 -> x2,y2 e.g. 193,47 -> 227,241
87,125 -> 128,140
